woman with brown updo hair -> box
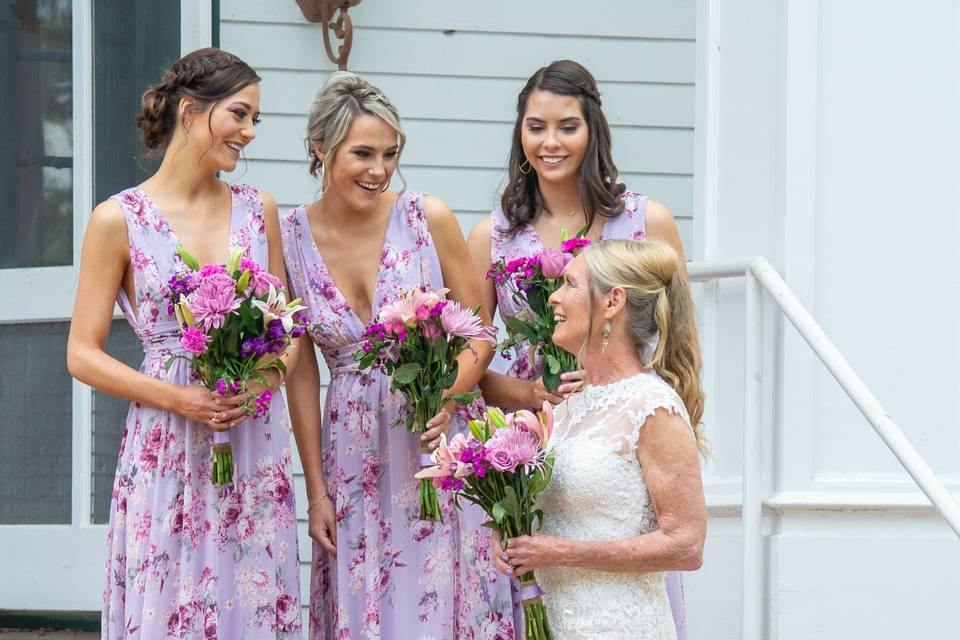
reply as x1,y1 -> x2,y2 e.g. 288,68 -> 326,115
67,48 -> 302,638
467,59 -> 695,638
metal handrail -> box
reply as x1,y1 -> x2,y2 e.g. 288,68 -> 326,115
687,256 -> 960,640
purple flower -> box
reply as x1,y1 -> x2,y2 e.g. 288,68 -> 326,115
240,337 -> 269,359
215,379 -> 228,395
266,319 -> 285,341
180,326 -> 211,355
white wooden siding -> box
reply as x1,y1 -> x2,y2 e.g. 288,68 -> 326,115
220,0 -> 697,621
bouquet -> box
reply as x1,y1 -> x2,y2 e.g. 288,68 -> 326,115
486,233 -> 591,391
165,245 -> 306,484
354,288 -> 496,521
416,404 -> 556,640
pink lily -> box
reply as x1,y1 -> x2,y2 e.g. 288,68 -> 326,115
414,433 -> 472,480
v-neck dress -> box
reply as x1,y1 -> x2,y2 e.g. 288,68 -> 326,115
102,185 -> 302,639
281,192 -> 515,639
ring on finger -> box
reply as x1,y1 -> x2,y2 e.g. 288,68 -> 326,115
212,411 -> 222,424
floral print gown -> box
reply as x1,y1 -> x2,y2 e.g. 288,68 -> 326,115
281,191 -> 515,640
103,185 -> 302,639
488,191 -> 689,640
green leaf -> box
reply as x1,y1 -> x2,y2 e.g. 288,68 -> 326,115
546,354 -> 561,374
542,368 -> 562,392
532,508 -> 545,531
445,390 -> 481,406
392,362 -> 422,384
491,502 -> 507,524
176,245 -> 200,271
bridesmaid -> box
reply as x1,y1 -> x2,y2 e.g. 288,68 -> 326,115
466,60 -> 694,639
281,72 -> 514,639
67,49 -> 302,638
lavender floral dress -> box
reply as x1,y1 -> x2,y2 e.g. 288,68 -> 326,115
102,185 -> 302,639
281,192 -> 515,640
489,191 -> 689,640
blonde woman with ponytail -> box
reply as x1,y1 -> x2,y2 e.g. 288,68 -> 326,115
492,239 -> 706,640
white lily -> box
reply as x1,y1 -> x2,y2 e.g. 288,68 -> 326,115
251,284 -> 307,332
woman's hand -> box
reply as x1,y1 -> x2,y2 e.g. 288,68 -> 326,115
421,409 -> 452,450
172,385 -> 247,431
529,377 -> 564,407
491,529 -> 513,576
555,370 -> 586,399
531,369 -> 586,407
308,494 -> 337,556
501,533 -> 565,576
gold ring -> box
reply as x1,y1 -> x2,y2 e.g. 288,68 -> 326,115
212,411 -> 221,423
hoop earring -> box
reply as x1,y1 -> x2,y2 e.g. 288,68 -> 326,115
601,321 -> 611,354
519,157 -> 531,175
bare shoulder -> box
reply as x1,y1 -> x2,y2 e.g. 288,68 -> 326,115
86,198 -> 127,239
256,188 -> 280,216
421,194 -> 463,242
644,198 -> 677,230
643,199 -> 685,261
467,213 -> 493,247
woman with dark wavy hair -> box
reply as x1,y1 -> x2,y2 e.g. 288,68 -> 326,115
467,59 -> 693,639
67,48 -> 301,638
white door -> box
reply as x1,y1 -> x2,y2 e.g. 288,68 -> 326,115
0,0 -> 208,612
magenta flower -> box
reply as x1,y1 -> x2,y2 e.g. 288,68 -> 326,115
180,326 -> 211,355
198,263 -> 227,277
561,237 -> 591,254
540,249 -> 569,278
440,301 -> 495,343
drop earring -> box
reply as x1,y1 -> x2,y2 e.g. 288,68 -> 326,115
601,322 -> 611,353
519,157 -> 531,174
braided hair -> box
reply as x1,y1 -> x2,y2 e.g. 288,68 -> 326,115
136,48 -> 261,152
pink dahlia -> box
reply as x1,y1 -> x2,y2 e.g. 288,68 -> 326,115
187,273 -> 242,331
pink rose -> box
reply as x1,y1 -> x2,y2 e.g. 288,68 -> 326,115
540,249 -> 568,278
486,448 -> 517,472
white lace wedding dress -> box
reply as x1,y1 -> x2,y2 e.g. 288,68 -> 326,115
536,371 -> 691,640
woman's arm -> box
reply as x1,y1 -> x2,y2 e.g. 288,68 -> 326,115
285,335 -> 336,554
425,196 -> 494,398
502,408 -> 706,576
260,190 -> 300,383
66,201 -> 239,429
466,216 -> 571,410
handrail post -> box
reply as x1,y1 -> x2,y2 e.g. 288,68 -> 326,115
742,269 -> 764,640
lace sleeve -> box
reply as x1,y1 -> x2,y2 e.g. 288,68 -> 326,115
626,381 -> 691,456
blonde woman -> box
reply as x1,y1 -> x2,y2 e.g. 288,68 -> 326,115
493,240 -> 707,640
281,72 -> 514,639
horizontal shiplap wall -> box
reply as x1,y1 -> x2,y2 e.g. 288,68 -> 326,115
220,0 -> 696,619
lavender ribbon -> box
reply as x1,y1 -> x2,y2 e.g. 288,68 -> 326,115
511,577 -> 545,604
419,453 -> 434,468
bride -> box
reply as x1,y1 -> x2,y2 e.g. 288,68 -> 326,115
493,239 -> 707,640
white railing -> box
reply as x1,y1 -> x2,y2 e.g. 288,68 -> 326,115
687,257 -> 960,640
